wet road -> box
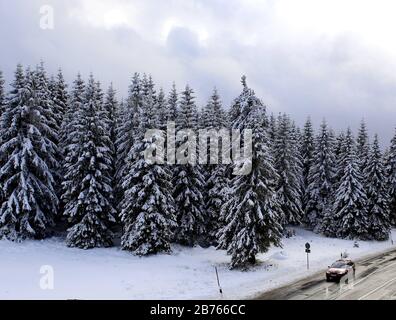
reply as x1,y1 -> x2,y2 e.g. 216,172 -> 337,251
256,248 -> 396,300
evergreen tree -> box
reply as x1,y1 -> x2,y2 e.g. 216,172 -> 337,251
0,65 -> 58,240
103,83 -> 118,149
305,120 -> 336,231
120,89 -> 177,255
156,88 -> 168,130
35,63 -> 63,204
173,85 -> 206,246
218,77 -> 283,269
334,131 -> 346,159
301,117 -> 315,207
386,129 -> 396,226
50,69 -> 68,130
334,129 -> 354,188
115,73 -> 143,202
274,113 -> 303,225
267,113 -> 277,154
364,135 -> 390,240
202,88 -> 229,244
60,74 -> 85,160
166,82 -> 178,123
357,119 -> 370,172
62,75 -> 116,249
333,135 -> 369,240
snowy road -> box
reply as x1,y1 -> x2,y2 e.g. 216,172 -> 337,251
256,248 -> 396,300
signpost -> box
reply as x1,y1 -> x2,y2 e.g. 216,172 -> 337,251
305,243 -> 311,270
215,266 -> 223,296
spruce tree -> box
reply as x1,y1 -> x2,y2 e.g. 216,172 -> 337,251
120,87 -> 177,255
364,134 -> 390,240
173,85 -> 206,246
305,120 -> 336,231
333,134 -> 369,240
357,119 -> 370,172
166,82 -> 178,123
50,69 -> 68,131
35,63 -> 63,205
115,73 -> 143,202
62,75 -> 116,249
202,88 -> 229,244
60,74 -> 85,160
301,117 -> 315,209
103,83 -> 118,149
156,88 -> 168,130
334,129 -> 354,188
386,129 -> 396,226
218,77 -> 283,269
0,65 -> 58,240
274,113 -> 303,225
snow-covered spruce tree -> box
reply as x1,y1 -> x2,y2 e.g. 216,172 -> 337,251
35,63 -> 63,202
0,65 -> 58,240
202,88 -> 227,130
274,113 -> 304,225
60,74 -> 85,160
357,119 -> 370,173
218,77 -> 283,270
115,73 -> 143,202
364,134 -> 390,240
173,85 -> 206,246
304,120 -> 336,231
334,129 -> 354,188
332,134 -> 369,240
334,131 -> 346,159
141,74 -> 157,104
120,86 -> 177,255
201,88 -> 229,244
62,74 -> 116,249
156,88 -> 168,130
301,117 -> 315,209
50,69 -> 68,131
103,83 -> 118,150
166,82 -> 178,123
386,129 -> 396,226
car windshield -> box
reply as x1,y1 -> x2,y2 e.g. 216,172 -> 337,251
331,261 -> 347,268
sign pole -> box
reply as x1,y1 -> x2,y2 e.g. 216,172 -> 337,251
215,266 -> 223,296
307,252 -> 309,270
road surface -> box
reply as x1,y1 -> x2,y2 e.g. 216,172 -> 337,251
256,248 -> 396,300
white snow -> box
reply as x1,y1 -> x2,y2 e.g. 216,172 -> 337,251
1,227 -> 396,300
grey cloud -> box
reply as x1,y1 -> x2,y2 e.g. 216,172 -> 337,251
0,0 -> 395,145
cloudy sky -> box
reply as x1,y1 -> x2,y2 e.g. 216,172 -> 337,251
1,0 -> 396,143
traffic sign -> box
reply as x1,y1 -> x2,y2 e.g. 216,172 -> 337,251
305,242 -> 311,249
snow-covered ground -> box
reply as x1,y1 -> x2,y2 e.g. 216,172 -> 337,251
1,227 -> 396,300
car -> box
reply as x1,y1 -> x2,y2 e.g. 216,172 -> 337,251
326,259 -> 356,283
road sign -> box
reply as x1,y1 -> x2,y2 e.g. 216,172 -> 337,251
305,242 -> 311,249
305,249 -> 311,253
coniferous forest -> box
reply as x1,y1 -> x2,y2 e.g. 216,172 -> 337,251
0,63 -> 395,270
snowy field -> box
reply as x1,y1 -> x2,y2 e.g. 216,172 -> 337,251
1,227 -> 396,300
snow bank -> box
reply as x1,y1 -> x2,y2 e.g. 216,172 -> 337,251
1,227 -> 395,299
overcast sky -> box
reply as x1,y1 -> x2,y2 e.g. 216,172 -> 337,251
1,0 -> 396,144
